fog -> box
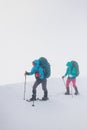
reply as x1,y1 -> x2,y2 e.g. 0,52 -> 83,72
0,0 -> 87,84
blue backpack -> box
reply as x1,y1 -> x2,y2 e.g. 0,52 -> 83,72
71,60 -> 80,77
39,57 -> 51,78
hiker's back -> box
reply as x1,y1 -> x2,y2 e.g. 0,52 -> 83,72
39,57 -> 51,78
71,60 -> 80,77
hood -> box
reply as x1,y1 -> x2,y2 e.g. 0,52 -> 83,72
66,61 -> 72,67
32,59 -> 40,67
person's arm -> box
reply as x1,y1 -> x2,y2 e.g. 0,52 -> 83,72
25,67 -> 36,76
62,68 -> 68,78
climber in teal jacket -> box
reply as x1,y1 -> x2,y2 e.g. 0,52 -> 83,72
26,59 -> 45,80
62,61 -> 79,95
25,59 -> 48,101
64,61 -> 77,80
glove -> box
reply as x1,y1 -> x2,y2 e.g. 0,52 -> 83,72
25,71 -> 29,75
62,75 -> 65,79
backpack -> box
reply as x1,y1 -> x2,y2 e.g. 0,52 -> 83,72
39,57 -> 51,78
71,60 -> 80,77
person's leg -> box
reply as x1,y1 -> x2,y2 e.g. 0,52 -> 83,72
42,79 -> 48,100
65,78 -> 71,95
72,79 -> 78,95
30,80 -> 40,101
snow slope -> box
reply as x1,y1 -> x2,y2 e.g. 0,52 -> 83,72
0,77 -> 87,130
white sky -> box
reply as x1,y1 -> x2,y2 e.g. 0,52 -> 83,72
0,0 -> 87,84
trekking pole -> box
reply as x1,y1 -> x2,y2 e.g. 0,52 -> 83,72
32,99 -> 35,107
24,74 -> 26,100
62,77 -> 67,94
62,77 -> 66,87
70,84 -> 73,98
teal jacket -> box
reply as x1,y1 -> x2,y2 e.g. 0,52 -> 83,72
64,62 -> 77,79
28,59 -> 45,80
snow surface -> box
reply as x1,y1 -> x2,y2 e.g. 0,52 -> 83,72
0,77 -> 87,130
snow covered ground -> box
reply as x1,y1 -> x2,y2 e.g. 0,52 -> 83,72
0,77 -> 87,130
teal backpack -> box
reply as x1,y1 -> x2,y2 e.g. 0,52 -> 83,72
71,60 -> 80,77
39,57 -> 51,78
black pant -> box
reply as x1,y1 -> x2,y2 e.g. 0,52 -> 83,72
32,79 -> 47,96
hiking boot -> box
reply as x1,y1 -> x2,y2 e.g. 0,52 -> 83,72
42,91 -> 48,100
29,95 -> 36,101
29,97 -> 36,101
65,87 -> 70,95
65,92 -> 70,95
74,87 -> 78,95
42,96 -> 48,101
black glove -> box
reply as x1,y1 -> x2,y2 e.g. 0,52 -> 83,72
62,76 -> 65,79
25,71 -> 29,75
